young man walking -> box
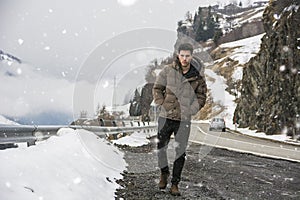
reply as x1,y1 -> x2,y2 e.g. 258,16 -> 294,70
152,43 -> 207,196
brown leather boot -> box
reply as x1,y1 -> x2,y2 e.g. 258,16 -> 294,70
170,184 -> 181,196
158,173 -> 169,189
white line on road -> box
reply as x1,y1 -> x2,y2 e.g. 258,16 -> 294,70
190,126 -> 300,163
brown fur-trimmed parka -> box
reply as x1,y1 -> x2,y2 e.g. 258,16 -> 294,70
152,60 -> 207,121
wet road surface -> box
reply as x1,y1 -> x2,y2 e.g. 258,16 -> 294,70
115,137 -> 300,200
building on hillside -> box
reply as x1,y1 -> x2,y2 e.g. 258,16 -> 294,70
253,1 -> 269,7
222,3 -> 244,15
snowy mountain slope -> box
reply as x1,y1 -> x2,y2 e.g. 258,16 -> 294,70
217,5 -> 266,32
0,50 -> 23,77
199,33 -> 264,123
179,3 -> 266,40
0,50 -> 74,124
218,33 -> 264,64
0,115 -> 19,125
216,5 -> 265,44
0,50 -> 21,64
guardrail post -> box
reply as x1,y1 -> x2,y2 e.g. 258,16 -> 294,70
27,140 -> 36,147
99,118 -> 105,126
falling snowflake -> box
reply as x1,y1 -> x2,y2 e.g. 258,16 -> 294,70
279,65 -> 286,71
291,68 -> 297,74
73,177 -> 82,184
102,81 -> 109,88
5,182 -> 11,188
18,39 -> 24,45
62,29 -> 67,34
117,0 -> 137,7
282,46 -> 289,52
44,46 -> 50,51
17,68 -> 22,75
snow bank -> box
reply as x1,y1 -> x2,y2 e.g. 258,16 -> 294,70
0,128 -> 126,200
112,128 -> 157,147
220,34 -> 264,64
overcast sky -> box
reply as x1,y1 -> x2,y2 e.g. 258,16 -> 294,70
0,0 -> 254,121
0,0 -> 253,79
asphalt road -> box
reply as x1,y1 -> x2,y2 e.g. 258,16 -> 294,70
115,123 -> 300,200
190,123 -> 300,162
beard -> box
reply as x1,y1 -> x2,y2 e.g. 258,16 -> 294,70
181,61 -> 189,67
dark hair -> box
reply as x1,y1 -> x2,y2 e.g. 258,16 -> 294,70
178,43 -> 193,54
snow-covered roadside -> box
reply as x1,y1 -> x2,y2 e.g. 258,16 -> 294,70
228,126 -> 300,146
112,128 -> 157,147
0,128 -> 127,200
219,33 -> 265,64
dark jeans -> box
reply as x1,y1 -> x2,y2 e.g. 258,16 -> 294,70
157,117 -> 191,184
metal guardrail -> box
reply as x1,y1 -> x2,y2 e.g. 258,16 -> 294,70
0,123 -> 157,147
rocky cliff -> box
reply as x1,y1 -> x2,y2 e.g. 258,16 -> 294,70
234,0 -> 300,135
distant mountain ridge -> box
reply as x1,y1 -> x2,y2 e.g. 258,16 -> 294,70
0,49 -> 24,77
0,49 -> 73,125
0,115 -> 20,125
0,49 -> 22,64
176,2 -> 266,47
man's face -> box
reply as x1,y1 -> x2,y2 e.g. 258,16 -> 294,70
178,50 -> 192,68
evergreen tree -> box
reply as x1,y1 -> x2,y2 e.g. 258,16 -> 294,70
95,103 -> 101,117
193,13 -> 198,31
213,29 -> 223,45
96,104 -> 114,120
193,7 -> 203,32
129,89 -> 141,116
145,59 -> 159,83
194,6 -> 220,42
97,104 -> 107,118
